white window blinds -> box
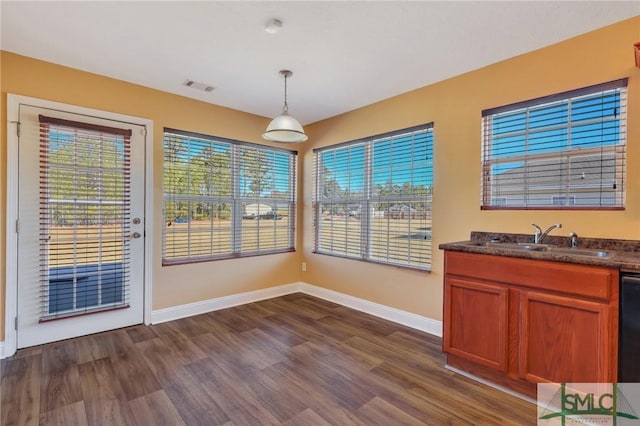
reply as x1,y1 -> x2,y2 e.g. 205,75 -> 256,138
313,125 -> 433,270
39,115 -> 131,321
481,79 -> 627,209
162,128 -> 297,264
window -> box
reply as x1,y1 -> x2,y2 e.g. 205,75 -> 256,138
481,79 -> 627,209
313,124 -> 433,270
552,195 -> 575,206
162,128 -> 296,265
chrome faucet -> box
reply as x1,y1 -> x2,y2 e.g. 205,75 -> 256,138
532,223 -> 562,244
569,232 -> 578,248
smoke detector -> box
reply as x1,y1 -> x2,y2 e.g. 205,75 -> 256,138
264,19 -> 283,34
183,79 -> 215,93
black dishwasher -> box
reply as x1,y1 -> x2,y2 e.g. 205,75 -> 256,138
619,272 -> 640,382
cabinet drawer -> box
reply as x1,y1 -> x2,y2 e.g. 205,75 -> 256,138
445,251 -> 616,301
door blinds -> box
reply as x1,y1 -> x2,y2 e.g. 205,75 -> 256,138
38,115 -> 132,321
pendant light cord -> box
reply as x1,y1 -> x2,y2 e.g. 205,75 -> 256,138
283,73 -> 289,113
262,69 -> 308,143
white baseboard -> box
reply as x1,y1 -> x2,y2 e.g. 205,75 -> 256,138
0,340 -> 17,359
150,281 -> 442,338
444,365 -> 537,405
150,283 -> 300,324
298,283 -> 442,337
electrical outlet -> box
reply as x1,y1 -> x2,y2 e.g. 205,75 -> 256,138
302,262 -> 307,272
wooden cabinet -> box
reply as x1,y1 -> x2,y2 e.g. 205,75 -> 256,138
444,278 -> 508,372
443,251 -> 618,398
519,290 -> 612,383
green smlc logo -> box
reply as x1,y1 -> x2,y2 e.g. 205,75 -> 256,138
539,383 -> 640,425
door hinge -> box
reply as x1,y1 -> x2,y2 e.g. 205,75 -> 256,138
14,317 -> 18,330
9,120 -> 20,137
141,127 -> 147,137
15,219 -> 20,233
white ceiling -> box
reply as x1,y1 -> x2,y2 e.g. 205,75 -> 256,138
2,1 -> 639,125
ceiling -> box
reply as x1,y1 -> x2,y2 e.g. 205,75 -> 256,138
2,1 -> 639,125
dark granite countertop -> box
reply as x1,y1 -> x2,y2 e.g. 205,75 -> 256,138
439,232 -> 640,272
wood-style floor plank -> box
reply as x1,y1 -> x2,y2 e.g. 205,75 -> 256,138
356,396 -> 426,426
1,293 -> 538,425
109,345 -> 162,401
38,401 -> 87,426
39,343 -> 83,414
73,335 -> 109,365
160,364 -> 230,426
128,390 -> 186,426
154,323 -> 208,365
125,324 -> 158,344
187,357 -> 284,425
263,361 -> 372,426
281,408 -> 331,426
1,354 -> 41,426
77,358 -> 136,426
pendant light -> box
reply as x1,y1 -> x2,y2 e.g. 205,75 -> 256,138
262,70 -> 308,143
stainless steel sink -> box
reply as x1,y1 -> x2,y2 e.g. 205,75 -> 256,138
544,247 -> 610,258
458,241 -> 610,257
462,241 -> 548,251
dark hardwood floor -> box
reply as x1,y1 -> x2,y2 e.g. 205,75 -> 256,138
1,293 -> 536,425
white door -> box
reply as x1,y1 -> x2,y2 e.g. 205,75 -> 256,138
16,104 -> 146,348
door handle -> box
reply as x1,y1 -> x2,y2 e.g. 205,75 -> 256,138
130,232 -> 142,239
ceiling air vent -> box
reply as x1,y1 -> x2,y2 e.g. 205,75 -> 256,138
183,79 -> 215,92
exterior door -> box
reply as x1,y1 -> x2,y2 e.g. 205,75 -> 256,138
16,104 -> 145,348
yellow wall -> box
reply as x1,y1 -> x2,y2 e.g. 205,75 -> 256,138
1,16 -> 639,345
0,52 -> 303,341
300,17 -> 640,320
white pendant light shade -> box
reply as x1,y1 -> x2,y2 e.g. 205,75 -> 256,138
262,70 -> 308,143
262,112 -> 308,143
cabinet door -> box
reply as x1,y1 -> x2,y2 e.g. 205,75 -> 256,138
444,278 -> 509,372
519,290 -> 611,383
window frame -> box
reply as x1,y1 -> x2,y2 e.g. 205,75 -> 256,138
162,128 -> 297,265
481,79 -> 627,210
313,124 -> 434,271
